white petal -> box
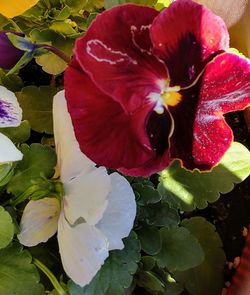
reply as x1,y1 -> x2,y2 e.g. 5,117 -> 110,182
96,172 -> 136,250
18,198 -> 60,247
58,212 -> 109,287
63,166 -> 110,225
194,0 -> 248,27
0,133 -> 23,163
53,91 -> 95,183
0,86 -> 22,127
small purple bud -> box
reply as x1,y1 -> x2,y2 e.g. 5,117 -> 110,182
0,31 -> 24,70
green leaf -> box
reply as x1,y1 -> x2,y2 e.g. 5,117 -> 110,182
68,232 -> 141,295
136,270 -> 165,293
133,183 -> 162,205
155,226 -> 204,271
173,217 -> 226,295
0,163 -> 14,187
30,29 -> 74,75
0,243 -> 44,295
49,21 -> 78,36
138,202 -> 180,227
158,142 -> 250,211
0,121 -> 31,143
0,69 -> 23,92
104,0 -> 156,9
7,143 -> 57,197
0,206 -> 14,249
16,86 -> 58,134
137,226 -> 161,255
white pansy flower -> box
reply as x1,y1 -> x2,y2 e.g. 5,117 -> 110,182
18,91 -> 136,287
0,86 -> 23,163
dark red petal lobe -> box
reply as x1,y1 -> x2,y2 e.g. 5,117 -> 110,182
170,53 -> 250,170
74,4 -> 168,113
150,0 -> 229,87
65,60 -> 171,177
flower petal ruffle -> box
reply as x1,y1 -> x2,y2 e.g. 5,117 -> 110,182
150,0 -> 229,87
0,86 -> 22,128
57,213 -> 109,287
53,91 -> 95,183
74,4 -> 168,113
65,62 -> 172,176
63,166 -> 110,226
170,53 -> 250,170
17,198 -> 60,247
0,133 -> 23,163
96,172 -> 136,250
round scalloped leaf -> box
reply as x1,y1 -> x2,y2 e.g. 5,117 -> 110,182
0,243 -> 44,295
7,143 -> 57,197
0,206 -> 14,249
155,226 -> 204,271
0,121 -> 31,143
16,86 -> 58,134
158,142 -> 250,211
173,217 -> 226,295
68,232 -> 141,295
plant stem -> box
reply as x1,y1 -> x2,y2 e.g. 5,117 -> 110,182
42,45 -> 71,64
33,258 -> 67,295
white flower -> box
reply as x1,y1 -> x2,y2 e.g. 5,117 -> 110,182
18,91 -> 136,287
0,85 -> 23,163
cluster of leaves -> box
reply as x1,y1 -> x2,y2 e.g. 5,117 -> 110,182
0,0 -> 249,295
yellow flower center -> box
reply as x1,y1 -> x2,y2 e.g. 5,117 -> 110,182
161,91 -> 182,107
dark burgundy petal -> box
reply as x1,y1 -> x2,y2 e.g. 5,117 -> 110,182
150,0 -> 229,87
0,31 -> 24,69
65,60 -> 171,177
170,53 -> 250,170
74,4 -> 168,113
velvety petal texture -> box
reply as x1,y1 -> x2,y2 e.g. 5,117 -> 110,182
65,0 -> 250,176
0,0 -> 39,18
74,4 -> 168,112
195,0 -> 250,57
170,53 -> 250,170
18,198 -> 60,247
0,31 -> 24,70
150,0 -> 229,86
65,61 -> 171,176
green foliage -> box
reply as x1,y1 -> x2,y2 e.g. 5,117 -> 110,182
0,120 -> 31,143
173,217 -> 226,295
16,86 -> 58,134
104,0 -> 156,9
0,69 -> 24,92
0,243 -> 44,295
0,206 -> 14,249
7,143 -> 57,198
68,232 -> 141,295
155,226 -> 204,271
0,163 -> 14,187
137,226 -> 161,255
158,142 -> 250,211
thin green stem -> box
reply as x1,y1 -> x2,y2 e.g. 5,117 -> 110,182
5,17 -> 22,32
33,258 -> 67,295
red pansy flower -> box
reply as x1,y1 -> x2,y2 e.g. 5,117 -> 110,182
64,0 -> 250,177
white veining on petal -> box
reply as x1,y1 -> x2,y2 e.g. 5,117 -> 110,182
86,39 -> 138,65
130,24 -> 152,55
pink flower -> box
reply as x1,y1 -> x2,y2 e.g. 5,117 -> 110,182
65,0 -> 250,177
